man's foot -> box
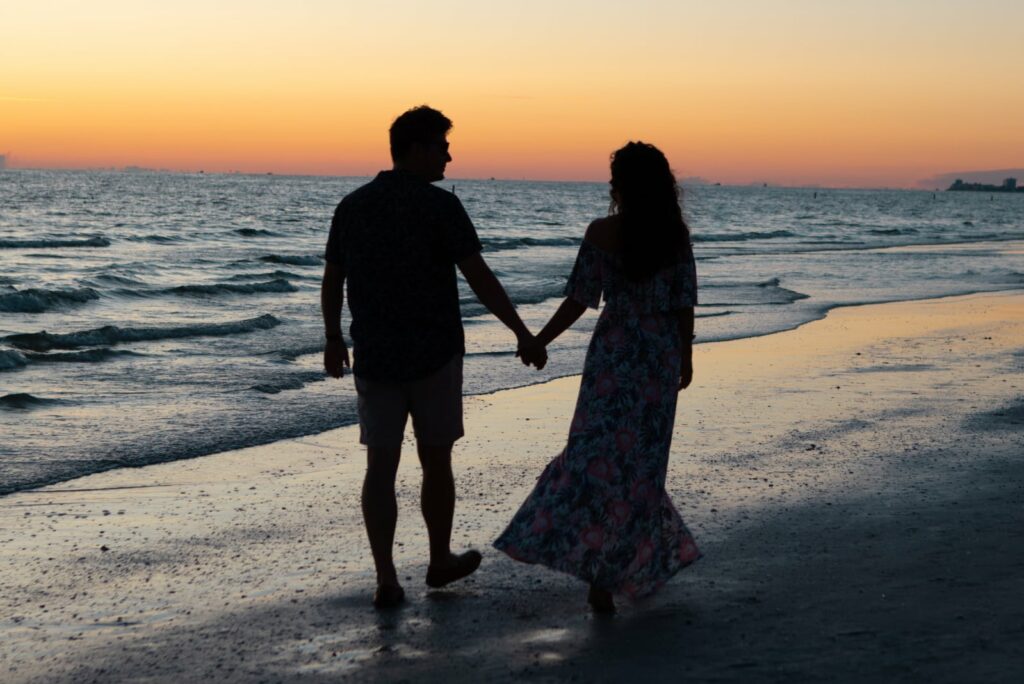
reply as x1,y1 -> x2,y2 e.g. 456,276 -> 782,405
425,550 -> 482,588
587,585 -> 616,614
373,584 -> 405,609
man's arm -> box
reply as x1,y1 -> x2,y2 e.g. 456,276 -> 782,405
457,252 -> 534,350
321,261 -> 350,378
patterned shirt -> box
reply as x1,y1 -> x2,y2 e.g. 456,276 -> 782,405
324,170 -> 482,382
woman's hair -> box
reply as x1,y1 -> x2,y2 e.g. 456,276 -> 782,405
609,141 -> 691,281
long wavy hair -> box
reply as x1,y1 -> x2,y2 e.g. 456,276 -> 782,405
609,141 -> 691,281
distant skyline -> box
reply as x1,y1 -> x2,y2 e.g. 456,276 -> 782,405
2,1 -> 1022,187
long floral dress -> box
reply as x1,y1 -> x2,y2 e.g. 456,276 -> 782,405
494,239 -> 701,598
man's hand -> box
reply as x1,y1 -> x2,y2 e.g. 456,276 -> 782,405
516,335 -> 548,370
324,338 -> 350,378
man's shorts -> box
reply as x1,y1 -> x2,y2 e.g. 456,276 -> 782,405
353,354 -> 464,448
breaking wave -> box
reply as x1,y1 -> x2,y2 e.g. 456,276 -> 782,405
162,279 -> 298,297
694,230 -> 796,242
0,393 -> 68,410
0,287 -> 100,313
0,349 -> 29,371
0,236 -> 111,249
481,236 -> 581,252
259,254 -> 322,266
4,314 -> 282,352
236,228 -> 280,237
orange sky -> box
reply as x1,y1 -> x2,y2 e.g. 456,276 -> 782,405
2,1 -> 1022,186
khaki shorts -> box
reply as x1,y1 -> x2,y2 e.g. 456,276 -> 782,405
354,354 -> 464,448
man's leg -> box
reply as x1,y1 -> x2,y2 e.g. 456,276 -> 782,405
416,441 -> 455,566
363,446 -> 402,588
410,355 -> 480,586
418,440 -> 482,587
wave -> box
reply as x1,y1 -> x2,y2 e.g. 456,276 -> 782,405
251,371 -> 326,394
481,236 -> 582,252
125,234 -> 184,243
0,349 -> 29,371
23,348 -> 144,364
0,287 -> 100,313
693,230 -> 796,243
163,279 -> 298,297
868,228 -> 918,236
88,273 -> 147,287
236,228 -> 280,237
271,344 -> 327,361
4,314 -> 281,352
0,236 -> 111,249
463,279 -> 567,317
0,393 -> 67,410
259,254 -> 322,266
227,270 -> 314,282
700,278 -> 809,306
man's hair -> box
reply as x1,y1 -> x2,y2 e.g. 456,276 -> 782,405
389,106 -> 452,162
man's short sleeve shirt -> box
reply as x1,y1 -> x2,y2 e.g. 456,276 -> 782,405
324,171 -> 482,382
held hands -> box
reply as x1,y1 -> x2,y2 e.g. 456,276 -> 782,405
516,332 -> 548,370
324,337 -> 350,378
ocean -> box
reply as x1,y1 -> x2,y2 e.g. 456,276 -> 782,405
1,169 -> 1022,495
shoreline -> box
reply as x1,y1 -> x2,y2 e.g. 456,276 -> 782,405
2,291 -> 1023,682
5,283 -> 1024,499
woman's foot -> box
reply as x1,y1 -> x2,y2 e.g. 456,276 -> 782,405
588,585 -> 616,614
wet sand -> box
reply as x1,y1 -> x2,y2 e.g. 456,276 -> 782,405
2,292 -> 1023,683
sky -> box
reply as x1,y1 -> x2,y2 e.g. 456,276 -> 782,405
2,1 -> 1022,186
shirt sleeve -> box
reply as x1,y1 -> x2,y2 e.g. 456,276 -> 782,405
440,193 -> 483,264
564,240 -> 604,309
324,201 -> 346,266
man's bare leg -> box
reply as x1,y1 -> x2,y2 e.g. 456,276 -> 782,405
363,446 -> 402,599
417,442 -> 455,565
418,441 -> 481,586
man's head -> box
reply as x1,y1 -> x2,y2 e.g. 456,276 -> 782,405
389,105 -> 453,182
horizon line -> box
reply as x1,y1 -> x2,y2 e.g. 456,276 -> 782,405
0,164 -> 990,192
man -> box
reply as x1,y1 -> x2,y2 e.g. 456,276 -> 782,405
321,105 -> 544,608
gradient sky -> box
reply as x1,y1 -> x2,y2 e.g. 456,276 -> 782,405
2,1 -> 1022,186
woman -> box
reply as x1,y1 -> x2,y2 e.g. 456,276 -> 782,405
494,141 -> 701,613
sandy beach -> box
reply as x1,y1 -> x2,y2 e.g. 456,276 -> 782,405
2,291 -> 1023,683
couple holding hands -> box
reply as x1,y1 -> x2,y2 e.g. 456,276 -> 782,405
321,106 -> 700,613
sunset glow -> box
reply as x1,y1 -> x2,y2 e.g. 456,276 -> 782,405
2,0 -> 1022,186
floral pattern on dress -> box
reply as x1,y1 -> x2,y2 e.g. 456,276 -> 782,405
494,239 -> 701,598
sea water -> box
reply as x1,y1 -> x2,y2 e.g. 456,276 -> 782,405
1,169 -> 1022,494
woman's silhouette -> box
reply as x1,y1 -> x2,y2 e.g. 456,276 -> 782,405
495,142 -> 701,613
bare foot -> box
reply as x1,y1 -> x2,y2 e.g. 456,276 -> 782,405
588,585 -> 616,614
425,550 -> 482,588
373,583 -> 405,609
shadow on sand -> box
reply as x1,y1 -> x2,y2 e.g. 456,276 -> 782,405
58,400 -> 1024,683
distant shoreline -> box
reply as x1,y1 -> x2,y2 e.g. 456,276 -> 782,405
947,177 -> 1023,193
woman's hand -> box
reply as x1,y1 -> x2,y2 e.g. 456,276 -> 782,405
678,355 -> 693,391
516,334 -> 548,370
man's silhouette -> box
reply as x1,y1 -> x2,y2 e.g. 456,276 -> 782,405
321,105 -> 542,608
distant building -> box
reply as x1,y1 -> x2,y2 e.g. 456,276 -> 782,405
0,154 -> 6,170
948,177 -> 1023,193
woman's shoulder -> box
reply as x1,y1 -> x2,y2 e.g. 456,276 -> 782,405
583,216 -> 622,254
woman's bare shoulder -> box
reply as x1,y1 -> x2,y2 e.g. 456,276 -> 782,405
584,216 -> 622,252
